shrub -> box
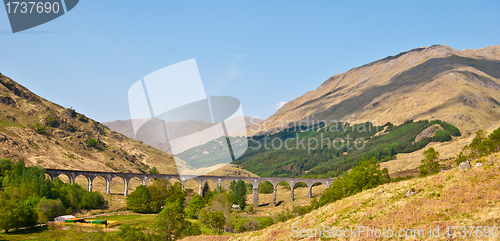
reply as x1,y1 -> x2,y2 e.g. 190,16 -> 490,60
105,162 -> 114,169
87,138 -> 98,148
246,204 -> 255,214
150,166 -> 159,174
77,114 -> 87,122
46,117 -> 57,127
31,123 -> 46,134
257,216 -> 274,229
276,208 -> 294,222
66,123 -> 75,132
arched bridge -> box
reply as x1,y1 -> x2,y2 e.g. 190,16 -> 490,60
45,169 -> 334,207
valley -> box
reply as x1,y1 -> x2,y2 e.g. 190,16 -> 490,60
1,44 -> 500,240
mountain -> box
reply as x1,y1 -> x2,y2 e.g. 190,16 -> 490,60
0,72 -> 258,177
0,73 -> 182,174
103,116 -> 263,153
251,45 -> 500,136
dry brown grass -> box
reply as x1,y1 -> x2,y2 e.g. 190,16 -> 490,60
382,121 -> 500,176
184,154 -> 500,241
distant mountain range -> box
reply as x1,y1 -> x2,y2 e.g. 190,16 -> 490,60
251,45 -> 500,136
103,117 -> 263,154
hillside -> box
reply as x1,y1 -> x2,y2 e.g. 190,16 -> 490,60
0,73 -> 184,174
234,120 -> 460,178
183,155 -> 500,241
0,73 -> 260,178
251,45 -> 500,136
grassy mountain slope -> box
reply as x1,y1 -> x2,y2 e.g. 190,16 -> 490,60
0,72 -> 259,178
183,155 -> 500,241
0,73 -> 180,174
252,45 -> 500,136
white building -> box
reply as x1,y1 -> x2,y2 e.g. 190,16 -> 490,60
54,215 -> 76,223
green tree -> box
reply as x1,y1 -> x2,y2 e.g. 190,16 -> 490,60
156,201 -> 188,241
206,210 -> 225,234
201,181 -> 212,203
465,130 -> 490,159
229,180 -> 247,210
489,127 -> 500,150
347,157 -> 390,193
456,127 -> 500,165
16,201 -> 38,229
0,199 -> 38,232
419,147 -> 440,177
117,224 -> 150,241
319,157 -> 390,206
126,185 -> 151,213
36,198 -> 65,223
185,194 -> 205,219
2,161 -> 51,200
0,197 -> 17,232
147,179 -> 186,213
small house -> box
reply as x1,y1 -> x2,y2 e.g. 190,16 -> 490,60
54,215 -> 76,223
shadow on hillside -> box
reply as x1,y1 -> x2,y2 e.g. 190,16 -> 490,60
258,200 -> 284,207
1,224 -> 48,235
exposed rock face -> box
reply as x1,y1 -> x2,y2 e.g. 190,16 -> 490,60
406,188 -> 416,197
414,124 -> 443,143
62,108 -> 77,118
475,162 -> 483,168
0,96 -> 16,108
459,161 -> 471,170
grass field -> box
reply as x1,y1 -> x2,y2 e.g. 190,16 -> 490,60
0,214 -> 157,241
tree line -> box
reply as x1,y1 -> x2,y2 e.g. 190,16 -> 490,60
0,159 -> 105,232
234,120 -> 460,178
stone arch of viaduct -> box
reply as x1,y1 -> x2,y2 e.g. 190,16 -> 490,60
45,169 -> 334,207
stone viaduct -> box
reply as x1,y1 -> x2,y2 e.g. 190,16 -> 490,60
45,169 -> 334,207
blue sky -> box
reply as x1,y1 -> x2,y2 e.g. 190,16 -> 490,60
0,1 -> 499,122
